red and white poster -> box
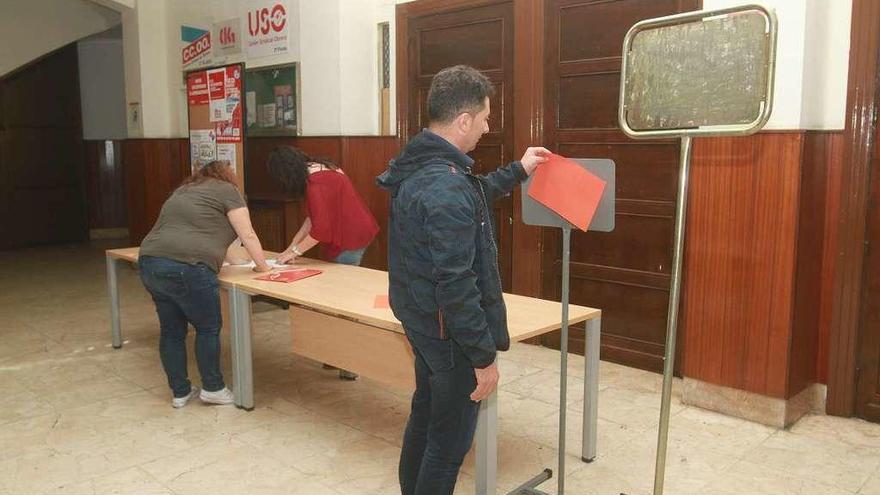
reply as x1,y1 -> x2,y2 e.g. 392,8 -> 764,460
207,68 -> 228,122
186,72 -> 209,105
216,66 -> 242,143
245,1 -> 290,58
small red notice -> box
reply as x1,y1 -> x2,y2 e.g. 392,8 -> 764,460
255,269 -> 322,283
527,153 -> 606,231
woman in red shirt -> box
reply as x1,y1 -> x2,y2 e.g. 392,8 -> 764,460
267,146 -> 380,378
268,146 -> 379,265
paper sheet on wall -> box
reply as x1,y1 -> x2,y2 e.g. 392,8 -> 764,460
190,129 -> 217,167
207,68 -> 229,122
246,91 -> 257,126
216,143 -> 237,173
259,103 -> 277,128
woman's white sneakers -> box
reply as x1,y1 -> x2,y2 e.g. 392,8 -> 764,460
171,387 -> 235,408
199,387 -> 235,405
172,387 -> 200,408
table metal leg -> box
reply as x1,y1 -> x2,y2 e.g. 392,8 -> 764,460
475,390 -> 498,495
107,255 -> 123,349
229,286 -> 255,411
582,317 -> 600,462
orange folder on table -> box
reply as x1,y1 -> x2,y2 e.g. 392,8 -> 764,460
255,269 -> 323,283
374,295 -> 390,309
527,153 -> 606,231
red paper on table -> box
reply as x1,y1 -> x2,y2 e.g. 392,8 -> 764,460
374,295 -> 390,309
255,269 -> 323,283
527,153 -> 606,231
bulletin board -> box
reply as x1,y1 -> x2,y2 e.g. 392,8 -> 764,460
244,63 -> 299,137
185,63 -> 246,189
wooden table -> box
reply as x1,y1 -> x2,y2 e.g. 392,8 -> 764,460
106,247 -> 602,494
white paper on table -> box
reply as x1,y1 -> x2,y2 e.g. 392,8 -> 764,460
222,259 -> 285,268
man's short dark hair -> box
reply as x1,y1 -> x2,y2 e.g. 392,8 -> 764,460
427,65 -> 495,124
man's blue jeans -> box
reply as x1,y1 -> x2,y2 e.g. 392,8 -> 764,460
399,331 -> 480,495
138,255 -> 226,398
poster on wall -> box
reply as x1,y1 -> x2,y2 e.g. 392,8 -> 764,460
186,72 -> 209,105
217,143 -> 237,172
246,91 -> 257,126
245,1 -> 291,58
244,63 -> 298,136
190,129 -> 217,165
186,63 -> 245,185
207,68 -> 228,122
216,66 -> 242,143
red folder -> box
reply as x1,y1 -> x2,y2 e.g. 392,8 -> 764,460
255,269 -> 323,283
527,153 -> 606,231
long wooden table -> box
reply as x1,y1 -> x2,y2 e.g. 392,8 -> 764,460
106,247 -> 601,494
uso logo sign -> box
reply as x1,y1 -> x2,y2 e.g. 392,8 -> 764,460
248,3 -> 287,36
246,2 -> 289,58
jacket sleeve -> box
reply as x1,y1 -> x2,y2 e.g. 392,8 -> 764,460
478,161 -> 528,202
423,174 -> 497,368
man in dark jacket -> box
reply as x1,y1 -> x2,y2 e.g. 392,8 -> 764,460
377,65 -> 549,495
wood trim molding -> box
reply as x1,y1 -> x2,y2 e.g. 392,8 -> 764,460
397,0 -> 510,17
512,0 -> 545,296
826,0 -> 880,416
395,4 -> 410,145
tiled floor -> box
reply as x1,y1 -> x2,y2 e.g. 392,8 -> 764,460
1,242 -> 880,494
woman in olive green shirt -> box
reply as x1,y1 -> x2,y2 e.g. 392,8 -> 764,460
139,160 -> 269,408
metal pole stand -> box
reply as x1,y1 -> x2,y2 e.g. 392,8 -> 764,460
510,227 -> 573,495
616,7 -> 778,493
652,136 -> 691,494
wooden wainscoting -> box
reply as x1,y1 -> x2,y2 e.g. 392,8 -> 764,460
122,139 -> 190,244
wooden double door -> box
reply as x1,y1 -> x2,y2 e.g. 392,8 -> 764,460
855,81 -> 880,422
398,0 -> 697,372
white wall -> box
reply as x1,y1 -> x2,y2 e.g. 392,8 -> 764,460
299,0 -> 343,135
340,0 -> 380,135
78,38 -> 127,140
125,0 -> 178,137
121,6 -> 142,136
703,0 -> 851,130
801,0 -> 852,130
0,0 -> 120,77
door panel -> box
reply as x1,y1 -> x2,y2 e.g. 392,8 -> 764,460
542,0 -> 699,372
856,100 -> 880,422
